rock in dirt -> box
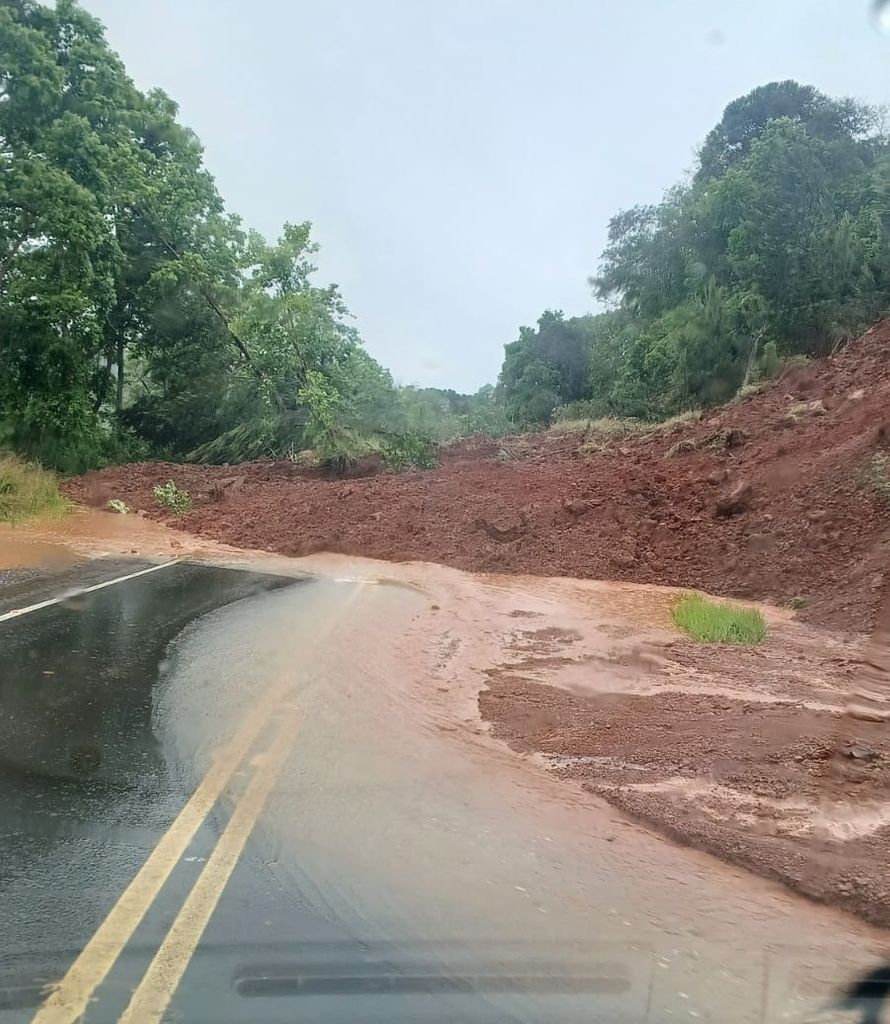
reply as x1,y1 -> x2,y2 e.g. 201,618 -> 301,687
474,514 -> 529,542
844,744 -> 880,762
746,532 -> 776,553
716,481 -> 753,517
562,498 -> 592,516
611,550 -> 637,569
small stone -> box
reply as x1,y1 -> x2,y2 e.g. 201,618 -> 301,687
611,550 -> 637,569
716,481 -> 753,517
746,533 -> 776,553
845,745 -> 879,762
563,498 -> 591,516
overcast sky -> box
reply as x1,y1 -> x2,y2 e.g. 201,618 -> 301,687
89,0 -> 890,392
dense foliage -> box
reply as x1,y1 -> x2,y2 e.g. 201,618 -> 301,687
0,0 -> 500,472
500,81 -> 890,424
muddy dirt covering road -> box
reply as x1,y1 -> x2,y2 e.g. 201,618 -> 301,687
61,322 -> 890,925
477,597 -> 890,928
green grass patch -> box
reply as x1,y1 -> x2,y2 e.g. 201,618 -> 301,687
654,408 -> 702,431
671,593 -> 767,645
0,454 -> 70,523
547,417 -> 646,440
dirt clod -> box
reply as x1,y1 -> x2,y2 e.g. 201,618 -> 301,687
716,481 -> 754,517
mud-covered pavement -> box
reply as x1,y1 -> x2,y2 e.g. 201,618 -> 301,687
2,515 -> 890,1022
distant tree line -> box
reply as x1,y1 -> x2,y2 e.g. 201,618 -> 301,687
499,81 -> 890,424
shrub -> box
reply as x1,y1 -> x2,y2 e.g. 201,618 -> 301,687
759,339 -> 780,379
0,454 -> 70,523
655,409 -> 702,431
314,427 -> 377,474
734,381 -> 767,402
153,480 -> 192,515
671,593 -> 767,645
552,399 -> 611,422
107,499 -> 130,514
381,432 -> 439,472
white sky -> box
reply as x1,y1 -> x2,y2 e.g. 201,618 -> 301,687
89,0 -> 890,392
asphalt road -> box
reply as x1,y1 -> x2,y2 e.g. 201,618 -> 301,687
0,554 -> 886,1023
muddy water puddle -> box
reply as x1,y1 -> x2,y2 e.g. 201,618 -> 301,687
0,530 -> 82,570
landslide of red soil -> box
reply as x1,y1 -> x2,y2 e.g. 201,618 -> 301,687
67,321 -> 890,632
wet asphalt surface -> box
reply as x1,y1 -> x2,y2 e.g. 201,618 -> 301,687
0,559 -> 389,1023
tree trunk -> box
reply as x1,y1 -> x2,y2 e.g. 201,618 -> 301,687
115,335 -> 124,411
92,347 -> 115,413
742,333 -> 760,388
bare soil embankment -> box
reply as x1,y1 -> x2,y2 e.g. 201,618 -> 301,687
68,322 -> 890,631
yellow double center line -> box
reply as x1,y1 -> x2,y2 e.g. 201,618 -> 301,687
119,722 -> 295,1023
34,581 -> 364,1024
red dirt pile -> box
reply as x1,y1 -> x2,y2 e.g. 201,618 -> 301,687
66,320 -> 890,632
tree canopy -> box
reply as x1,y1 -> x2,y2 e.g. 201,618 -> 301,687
0,0 -> 493,471
497,81 -> 890,426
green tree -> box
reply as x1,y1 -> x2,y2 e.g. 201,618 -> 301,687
0,0 -> 242,469
500,311 -> 594,424
581,81 -> 890,418
696,80 -> 879,182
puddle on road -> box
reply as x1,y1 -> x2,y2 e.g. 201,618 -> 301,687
0,530 -> 82,570
0,507 -> 238,567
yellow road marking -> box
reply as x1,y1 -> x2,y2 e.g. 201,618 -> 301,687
118,722 -> 296,1023
33,580 -> 365,1024
31,680 -> 289,1024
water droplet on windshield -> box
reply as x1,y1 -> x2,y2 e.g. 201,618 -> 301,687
871,0 -> 890,34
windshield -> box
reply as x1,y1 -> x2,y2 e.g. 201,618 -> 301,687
1,2 -> 890,1022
